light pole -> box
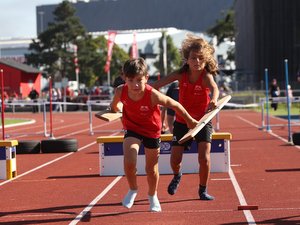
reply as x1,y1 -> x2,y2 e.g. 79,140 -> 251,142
38,11 -> 44,33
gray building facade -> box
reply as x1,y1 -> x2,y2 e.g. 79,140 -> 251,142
235,0 -> 300,89
37,0 -> 300,90
37,0 -> 234,34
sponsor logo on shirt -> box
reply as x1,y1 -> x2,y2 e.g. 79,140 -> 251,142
195,85 -> 202,91
194,85 -> 203,95
140,106 -> 149,112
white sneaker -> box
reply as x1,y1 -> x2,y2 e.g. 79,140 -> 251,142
148,194 -> 162,212
122,190 -> 137,209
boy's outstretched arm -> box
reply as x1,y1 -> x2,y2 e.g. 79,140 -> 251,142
110,85 -> 123,112
151,88 -> 198,129
151,72 -> 180,90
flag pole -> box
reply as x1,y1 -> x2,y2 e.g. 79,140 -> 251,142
0,69 -> 5,140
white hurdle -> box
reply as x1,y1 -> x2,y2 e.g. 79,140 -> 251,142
260,96 -> 300,130
96,133 -> 232,176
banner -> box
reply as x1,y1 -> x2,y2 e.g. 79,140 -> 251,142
131,32 -> 138,59
104,31 -> 117,73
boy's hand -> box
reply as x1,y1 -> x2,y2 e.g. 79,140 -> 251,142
207,99 -> 218,112
187,118 -> 198,129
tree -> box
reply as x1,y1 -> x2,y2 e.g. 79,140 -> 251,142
206,9 -> 235,61
26,1 -> 86,82
26,1 -> 129,87
154,32 -> 181,76
91,36 -> 129,86
207,9 -> 235,44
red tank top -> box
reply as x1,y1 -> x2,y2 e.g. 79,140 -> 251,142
176,70 -> 210,123
120,84 -> 161,138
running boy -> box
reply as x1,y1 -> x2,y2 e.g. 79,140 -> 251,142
110,58 -> 198,212
152,34 -> 220,200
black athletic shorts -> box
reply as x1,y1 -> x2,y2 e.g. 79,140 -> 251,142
172,121 -> 213,147
124,130 -> 161,149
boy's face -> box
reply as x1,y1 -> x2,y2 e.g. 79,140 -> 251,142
187,51 -> 205,71
125,74 -> 149,94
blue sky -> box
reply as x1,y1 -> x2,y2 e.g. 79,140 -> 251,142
0,0 -> 63,38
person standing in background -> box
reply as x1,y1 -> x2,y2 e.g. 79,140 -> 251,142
270,78 -> 280,111
28,87 -> 39,113
161,81 -> 179,133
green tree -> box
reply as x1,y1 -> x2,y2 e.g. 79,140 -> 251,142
91,36 -> 129,86
154,32 -> 181,76
207,9 -> 235,61
26,1 -> 86,82
25,1 -> 129,87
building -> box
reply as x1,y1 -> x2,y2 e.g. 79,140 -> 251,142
0,38 -> 31,63
234,0 -> 300,90
0,59 -> 42,98
36,0 -> 234,35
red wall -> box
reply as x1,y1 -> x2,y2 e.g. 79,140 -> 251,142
0,64 -> 41,98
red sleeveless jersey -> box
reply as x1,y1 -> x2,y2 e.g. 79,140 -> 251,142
176,70 -> 210,123
120,84 -> 161,138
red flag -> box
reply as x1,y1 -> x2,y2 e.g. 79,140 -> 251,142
73,44 -> 79,70
104,31 -> 117,73
131,32 -> 138,59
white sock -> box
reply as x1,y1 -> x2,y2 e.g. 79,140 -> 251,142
122,189 -> 137,209
148,194 -> 162,212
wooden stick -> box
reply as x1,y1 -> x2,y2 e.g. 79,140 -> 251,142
95,110 -> 122,122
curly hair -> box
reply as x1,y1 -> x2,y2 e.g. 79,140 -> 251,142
180,33 -> 219,75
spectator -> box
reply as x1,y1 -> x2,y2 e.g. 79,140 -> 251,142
161,81 -> 179,133
112,67 -> 125,89
270,78 -> 280,111
28,87 -> 39,113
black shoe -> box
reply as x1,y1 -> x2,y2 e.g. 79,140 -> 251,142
199,185 -> 214,200
199,192 -> 215,200
168,173 -> 182,195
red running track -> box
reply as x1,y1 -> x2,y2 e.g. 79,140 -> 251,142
0,110 -> 299,225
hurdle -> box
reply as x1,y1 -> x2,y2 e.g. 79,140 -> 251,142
87,100 -> 115,135
96,133 -> 232,176
260,96 -> 300,128
261,60 -> 294,142
0,140 -> 18,180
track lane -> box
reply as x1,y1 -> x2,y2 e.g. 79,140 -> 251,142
0,110 -> 299,224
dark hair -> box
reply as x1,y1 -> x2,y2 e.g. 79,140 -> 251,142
122,58 -> 148,78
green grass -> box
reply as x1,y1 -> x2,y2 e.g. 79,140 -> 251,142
0,118 -> 31,126
255,103 -> 300,116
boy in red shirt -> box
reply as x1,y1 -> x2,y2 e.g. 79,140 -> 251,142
152,34 -> 220,201
110,58 -> 198,212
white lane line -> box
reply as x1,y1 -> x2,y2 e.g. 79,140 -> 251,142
69,176 -> 122,225
237,115 -> 297,146
0,142 -> 95,187
0,128 -> 121,187
211,178 -> 231,181
232,114 -> 299,225
229,115 -> 261,225
229,168 -> 256,225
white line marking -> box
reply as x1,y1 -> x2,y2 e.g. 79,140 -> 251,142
237,115 -> 300,148
0,129 -> 122,187
231,114 -> 300,225
211,178 -> 231,181
0,142 -> 95,187
229,168 -> 256,224
69,176 -> 122,225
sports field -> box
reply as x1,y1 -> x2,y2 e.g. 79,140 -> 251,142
0,110 -> 299,224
